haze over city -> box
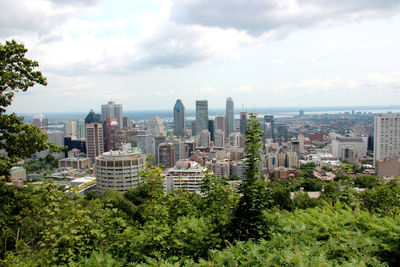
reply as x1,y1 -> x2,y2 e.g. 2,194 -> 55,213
1,0 -> 400,113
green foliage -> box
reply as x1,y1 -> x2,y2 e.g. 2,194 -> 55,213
354,175 -> 382,189
0,40 -> 62,180
229,113 -> 274,241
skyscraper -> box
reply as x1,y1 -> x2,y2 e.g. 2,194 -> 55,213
195,100 -> 208,135
101,101 -> 123,129
374,113 -> 400,165
208,119 -> 215,142
148,117 -> 165,137
240,112 -> 248,134
226,97 -> 234,137
264,115 -> 274,141
173,99 -> 185,137
215,116 -> 226,136
159,143 -> 176,169
64,121 -> 77,139
86,123 -> 104,161
85,109 -> 101,124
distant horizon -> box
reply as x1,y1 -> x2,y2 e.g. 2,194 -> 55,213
13,104 -> 400,116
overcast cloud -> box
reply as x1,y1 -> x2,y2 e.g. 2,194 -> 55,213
1,0 -> 400,112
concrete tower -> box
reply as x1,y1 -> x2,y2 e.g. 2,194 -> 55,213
101,101 -> 123,129
195,100 -> 208,135
226,97 -> 234,137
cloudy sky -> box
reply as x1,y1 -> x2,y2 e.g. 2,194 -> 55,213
2,0 -> 400,113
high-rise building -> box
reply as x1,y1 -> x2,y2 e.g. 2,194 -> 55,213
208,120 -> 215,142
276,123 -> 288,141
64,121 -> 77,139
148,117 -> 165,137
195,100 -> 208,135
95,150 -> 146,194
214,129 -> 225,147
263,115 -> 274,142
374,113 -> 400,165
86,123 -> 104,161
137,131 -> 155,156
155,136 -> 167,163
215,116 -> 226,136
240,112 -> 248,134
191,120 -> 197,137
123,117 -> 132,129
85,109 -> 101,124
32,114 -> 48,130
173,99 -> 186,137
105,118 -> 119,152
159,143 -> 176,169
226,97 -> 234,137
199,129 -> 210,147
101,101 -> 123,129
76,119 -> 86,140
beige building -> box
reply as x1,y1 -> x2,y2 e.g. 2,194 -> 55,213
376,156 -> 400,177
58,157 -> 91,169
95,150 -> 146,194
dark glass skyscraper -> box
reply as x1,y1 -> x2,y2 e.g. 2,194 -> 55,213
226,97 -> 234,137
173,99 -> 185,136
240,112 -> 248,134
195,100 -> 208,135
263,115 -> 274,144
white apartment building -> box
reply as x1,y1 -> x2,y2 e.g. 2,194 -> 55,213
374,113 -> 400,164
164,160 -> 206,194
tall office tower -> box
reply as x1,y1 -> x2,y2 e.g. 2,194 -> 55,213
148,117 -> 165,137
85,109 -> 101,124
137,131 -> 155,156
208,120 -> 215,142
195,100 -> 208,135
32,114 -> 44,128
32,114 -> 48,130
159,143 -> 176,169
215,116 -> 227,136
105,118 -> 119,152
374,113 -> 400,165
191,120 -> 197,136
76,119 -> 86,140
199,129 -> 210,147
276,123 -> 288,141
95,150 -> 146,194
226,97 -> 234,137
155,136 -> 167,163
263,115 -> 274,142
64,121 -> 77,139
299,110 -> 305,117
101,101 -> 123,129
240,112 -> 248,134
86,123 -> 104,161
123,116 -> 133,129
169,138 -> 184,162
47,130 -> 65,159
173,99 -> 186,136
214,129 -> 225,147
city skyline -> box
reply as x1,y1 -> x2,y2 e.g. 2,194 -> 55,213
1,0 -> 400,113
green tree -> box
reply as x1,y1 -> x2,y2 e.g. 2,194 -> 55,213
0,40 -> 60,180
229,113 -> 273,241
